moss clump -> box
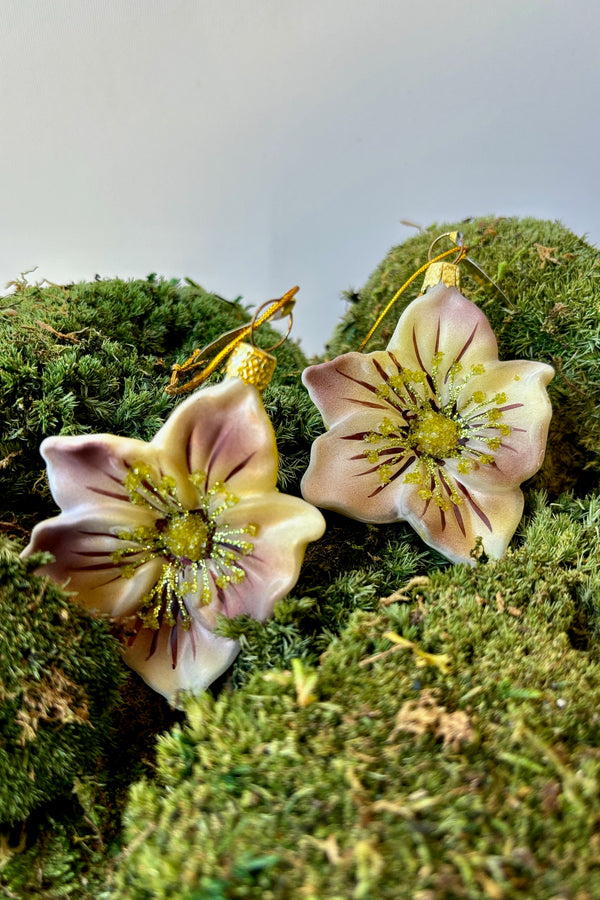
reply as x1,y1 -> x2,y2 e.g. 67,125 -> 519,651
0,276 -> 310,523
114,493 -> 600,899
328,217 -> 600,494
3,219 -> 600,897
0,541 -> 123,825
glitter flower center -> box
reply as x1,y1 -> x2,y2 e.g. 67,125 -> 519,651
161,513 -> 212,562
410,409 -> 459,457
110,462 -> 258,633
342,349 -> 519,519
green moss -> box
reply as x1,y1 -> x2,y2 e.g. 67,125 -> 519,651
114,493 -> 600,899
3,219 -> 600,897
0,541 -> 124,825
328,217 -> 600,494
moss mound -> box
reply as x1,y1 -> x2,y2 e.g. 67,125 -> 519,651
2,217 -> 600,897
114,494 -> 600,899
0,541 -> 123,825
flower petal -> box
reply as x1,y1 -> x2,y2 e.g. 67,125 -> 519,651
23,506 -> 163,618
302,351 -> 399,429
388,284 -> 499,384
458,359 -> 554,487
301,420 -> 413,523
122,618 -> 240,704
401,472 -> 525,565
151,378 -> 279,505
190,492 -> 325,627
41,434 -> 161,514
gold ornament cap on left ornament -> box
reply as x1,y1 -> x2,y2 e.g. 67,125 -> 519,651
225,343 -> 277,391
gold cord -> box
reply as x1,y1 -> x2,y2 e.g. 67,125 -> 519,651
358,245 -> 465,352
166,286 -> 298,395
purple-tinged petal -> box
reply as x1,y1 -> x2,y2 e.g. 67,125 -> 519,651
191,492 -> 326,626
122,618 -> 240,704
302,421 -> 414,523
23,506 -> 163,618
303,351 -> 400,429
151,378 -> 279,504
41,434 -> 161,514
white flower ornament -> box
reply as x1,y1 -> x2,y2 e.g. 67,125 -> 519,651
23,377 -> 325,702
301,283 -> 553,565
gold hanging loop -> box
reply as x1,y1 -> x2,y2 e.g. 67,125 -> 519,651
166,285 -> 299,395
427,231 -> 468,264
250,298 -> 294,351
421,232 -> 467,293
357,245 -> 459,352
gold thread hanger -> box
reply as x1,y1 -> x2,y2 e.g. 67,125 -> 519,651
166,286 -> 298,395
358,232 -> 508,352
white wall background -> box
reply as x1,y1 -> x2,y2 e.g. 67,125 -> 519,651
1,0 -> 598,354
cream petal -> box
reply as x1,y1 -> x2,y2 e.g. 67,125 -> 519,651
151,378 -> 279,506
400,472 -> 525,565
302,351 -> 401,429
22,506 -> 163,618
122,618 -> 240,705
216,492 -> 325,620
387,285 -> 499,386
40,434 -> 162,514
301,421 -> 417,523
458,359 -> 554,487
179,492 -> 326,627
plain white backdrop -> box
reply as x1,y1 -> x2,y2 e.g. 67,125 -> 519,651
1,0 -> 598,353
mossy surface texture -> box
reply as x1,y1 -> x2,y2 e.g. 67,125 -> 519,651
115,496 -> 600,900
0,542 -> 123,825
2,218 -> 600,898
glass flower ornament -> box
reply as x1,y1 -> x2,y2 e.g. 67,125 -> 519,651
301,282 -> 553,565
23,292 -> 325,703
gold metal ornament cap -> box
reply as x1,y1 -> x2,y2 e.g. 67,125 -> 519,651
225,341 -> 277,391
421,261 -> 461,293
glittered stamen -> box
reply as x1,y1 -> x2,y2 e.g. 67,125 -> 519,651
110,463 -> 259,661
